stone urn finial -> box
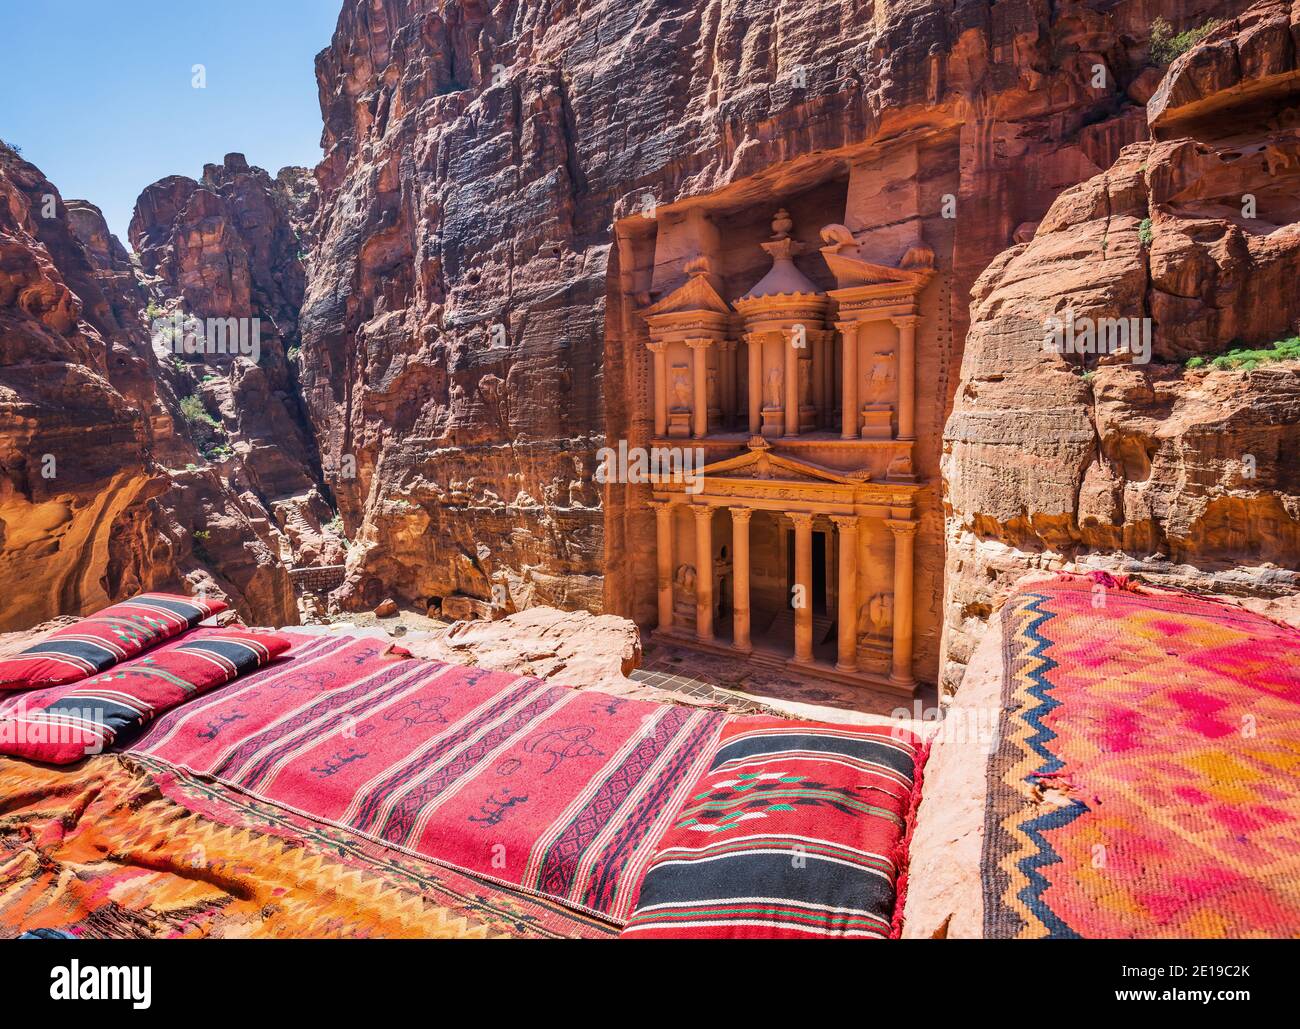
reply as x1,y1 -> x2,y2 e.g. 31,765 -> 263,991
771,208 -> 794,240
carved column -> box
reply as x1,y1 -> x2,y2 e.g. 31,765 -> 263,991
647,341 -> 668,438
832,515 -> 859,672
893,315 -> 919,441
653,501 -> 674,630
886,518 -> 918,688
784,328 -> 800,437
812,332 -> 827,426
823,332 -> 836,429
693,506 -> 714,641
687,338 -> 711,440
721,341 -> 737,427
746,334 -> 762,435
730,507 -> 752,652
791,512 -> 814,663
856,518 -> 872,620
838,320 -> 859,439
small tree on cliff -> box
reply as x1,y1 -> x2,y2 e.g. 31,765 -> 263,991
1150,17 -> 1222,65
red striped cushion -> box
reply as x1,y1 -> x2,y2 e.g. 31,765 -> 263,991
622,718 -> 923,939
0,593 -> 227,691
0,628 -> 293,765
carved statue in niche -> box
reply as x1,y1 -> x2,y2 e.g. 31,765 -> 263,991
798,355 -> 812,406
866,350 -> 896,389
857,592 -> 893,640
674,563 -> 696,595
707,365 -> 719,407
764,364 -> 783,409
671,364 -> 691,410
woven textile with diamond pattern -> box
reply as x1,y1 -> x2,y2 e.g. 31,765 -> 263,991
128,634 -> 728,923
984,574 -> 1300,938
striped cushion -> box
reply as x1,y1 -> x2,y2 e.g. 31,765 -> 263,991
0,593 -> 227,691
622,718 -> 923,939
0,629 -> 293,765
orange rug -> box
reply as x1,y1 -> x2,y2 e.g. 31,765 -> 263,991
0,754 -> 617,939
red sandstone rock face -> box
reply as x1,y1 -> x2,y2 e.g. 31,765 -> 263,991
940,0 -> 1300,694
302,0 -> 1245,689
130,155 -> 323,500
0,144 -> 298,629
128,154 -> 346,590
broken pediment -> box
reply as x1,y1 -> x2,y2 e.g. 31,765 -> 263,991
819,223 -> 935,291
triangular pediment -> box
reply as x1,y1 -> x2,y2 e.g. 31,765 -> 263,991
697,447 -> 863,486
640,273 -> 732,318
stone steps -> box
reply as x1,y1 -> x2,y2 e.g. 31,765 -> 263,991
763,609 -> 836,646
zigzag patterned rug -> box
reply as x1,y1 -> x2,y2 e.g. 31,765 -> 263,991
984,574 -> 1300,938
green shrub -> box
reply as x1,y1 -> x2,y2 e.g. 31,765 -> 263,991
192,529 -> 212,562
1138,218 -> 1153,247
1189,336 -> 1300,371
1150,17 -> 1222,65
178,395 -> 214,425
178,395 -> 230,460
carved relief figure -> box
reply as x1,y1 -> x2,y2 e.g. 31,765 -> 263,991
866,350 -> 896,388
798,355 -> 812,406
671,364 -> 691,410
857,592 -> 894,639
764,364 -> 783,409
674,563 -> 697,594
887,452 -> 914,479
707,365 -> 719,407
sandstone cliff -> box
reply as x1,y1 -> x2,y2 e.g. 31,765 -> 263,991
130,153 -> 345,573
301,0 -> 1242,691
0,143 -> 297,628
941,0 -> 1300,694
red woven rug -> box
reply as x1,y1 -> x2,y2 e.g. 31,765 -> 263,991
130,634 -> 726,922
984,574 -> 1300,938
0,754 -> 615,939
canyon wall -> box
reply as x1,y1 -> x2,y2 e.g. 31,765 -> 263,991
940,0 -> 1300,693
0,144 -> 300,629
6,0 -> 1292,689
303,0 -> 1242,686
129,154 -> 344,570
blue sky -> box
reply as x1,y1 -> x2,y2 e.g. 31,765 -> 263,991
0,0 -> 341,243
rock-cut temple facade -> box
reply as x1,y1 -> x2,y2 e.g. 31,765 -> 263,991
606,145 -> 958,693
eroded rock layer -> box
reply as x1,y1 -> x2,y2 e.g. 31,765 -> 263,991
304,0 -> 1246,687
941,0 -> 1300,693
0,145 -> 298,628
